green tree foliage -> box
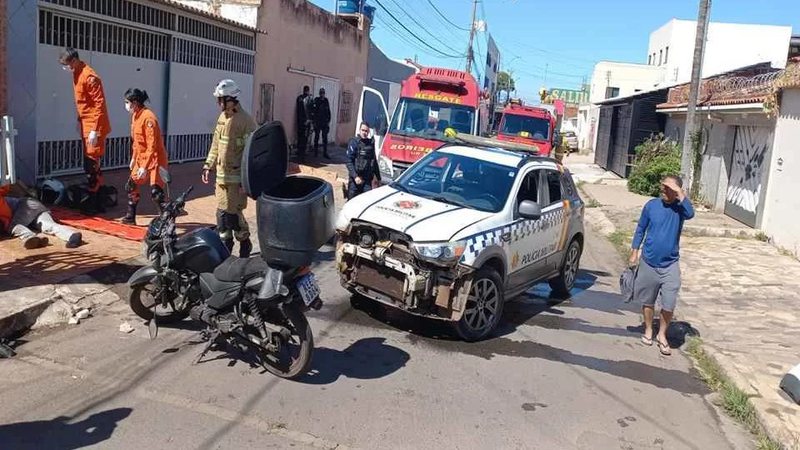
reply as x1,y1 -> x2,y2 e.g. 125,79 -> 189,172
627,135 -> 682,197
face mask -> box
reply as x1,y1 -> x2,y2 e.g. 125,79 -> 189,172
124,102 -> 132,113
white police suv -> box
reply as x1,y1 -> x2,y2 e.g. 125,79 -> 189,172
335,138 -> 585,341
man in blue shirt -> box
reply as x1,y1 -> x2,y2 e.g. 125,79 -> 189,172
630,175 -> 695,355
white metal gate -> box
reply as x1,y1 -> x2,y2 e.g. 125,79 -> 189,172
725,125 -> 773,227
313,77 -> 340,144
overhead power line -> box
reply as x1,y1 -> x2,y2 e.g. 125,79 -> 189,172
425,0 -> 471,32
375,16 -> 463,59
373,0 -> 464,58
385,0 -> 464,55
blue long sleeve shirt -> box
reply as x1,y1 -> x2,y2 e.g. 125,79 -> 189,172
631,197 -> 695,268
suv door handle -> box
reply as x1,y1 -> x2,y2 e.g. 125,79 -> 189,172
501,233 -> 511,242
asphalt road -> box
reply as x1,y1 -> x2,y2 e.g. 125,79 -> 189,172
0,228 -> 753,449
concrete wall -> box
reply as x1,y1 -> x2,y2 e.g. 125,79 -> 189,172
589,62 -> 665,103
663,110 -> 775,214
0,0 -> 6,115
762,88 -> 800,257
6,0 -> 36,183
168,63 -> 253,135
648,19 -> 792,84
254,0 -> 369,146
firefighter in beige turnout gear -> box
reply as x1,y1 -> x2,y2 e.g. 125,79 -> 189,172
202,79 -> 257,257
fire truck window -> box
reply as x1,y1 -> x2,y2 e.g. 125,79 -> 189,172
501,115 -> 550,140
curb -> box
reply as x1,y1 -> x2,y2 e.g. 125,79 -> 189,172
0,292 -> 57,339
689,339 -> 798,448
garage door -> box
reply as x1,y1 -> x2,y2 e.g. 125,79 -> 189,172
725,125 -> 772,227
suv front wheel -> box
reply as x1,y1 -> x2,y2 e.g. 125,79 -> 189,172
549,239 -> 582,299
454,267 -> 505,341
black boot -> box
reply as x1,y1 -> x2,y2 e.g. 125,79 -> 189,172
239,239 -> 253,258
223,238 -> 234,255
121,204 -> 136,225
92,192 -> 107,214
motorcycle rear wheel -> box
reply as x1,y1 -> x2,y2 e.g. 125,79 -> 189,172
129,282 -> 191,324
260,303 -> 313,380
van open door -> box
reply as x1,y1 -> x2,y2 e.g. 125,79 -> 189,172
355,87 -> 390,154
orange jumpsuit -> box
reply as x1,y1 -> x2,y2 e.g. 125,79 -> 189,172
72,62 -> 111,193
127,108 -> 168,208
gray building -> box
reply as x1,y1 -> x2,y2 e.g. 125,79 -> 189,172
365,41 -> 416,129
7,0 -> 257,184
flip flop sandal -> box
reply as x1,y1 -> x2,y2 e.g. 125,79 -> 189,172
641,335 -> 653,346
657,339 -> 672,356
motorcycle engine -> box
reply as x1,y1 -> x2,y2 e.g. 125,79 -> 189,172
189,305 -> 238,333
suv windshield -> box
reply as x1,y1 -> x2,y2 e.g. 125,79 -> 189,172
395,151 -> 517,213
500,114 -> 550,140
390,98 -> 476,140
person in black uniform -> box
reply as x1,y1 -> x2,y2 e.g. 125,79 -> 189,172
346,121 -> 381,199
312,88 -> 332,159
295,85 -> 314,162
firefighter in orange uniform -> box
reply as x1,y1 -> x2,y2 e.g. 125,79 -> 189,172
121,88 -> 169,225
59,47 -> 112,213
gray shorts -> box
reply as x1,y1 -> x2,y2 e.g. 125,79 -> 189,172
634,259 -> 681,311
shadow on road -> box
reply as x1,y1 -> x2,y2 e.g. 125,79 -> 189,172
626,320 -> 700,349
0,408 -> 133,450
299,337 -> 410,385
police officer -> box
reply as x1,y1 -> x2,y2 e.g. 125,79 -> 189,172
202,79 -> 257,257
312,88 -> 331,159
295,85 -> 314,162
346,121 -> 381,199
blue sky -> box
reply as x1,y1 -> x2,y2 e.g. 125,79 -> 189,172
312,0 -> 799,103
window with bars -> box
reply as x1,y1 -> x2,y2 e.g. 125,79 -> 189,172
40,0 -> 254,50
338,91 -> 353,124
172,38 -> 254,74
39,10 -> 169,61
177,16 -> 254,51
40,0 -> 175,30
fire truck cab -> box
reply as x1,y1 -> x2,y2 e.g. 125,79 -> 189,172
355,67 -> 481,183
494,100 -> 557,157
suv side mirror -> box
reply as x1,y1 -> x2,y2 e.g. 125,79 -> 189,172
518,200 -> 542,220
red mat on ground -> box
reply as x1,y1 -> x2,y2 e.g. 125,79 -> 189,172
51,207 -> 146,241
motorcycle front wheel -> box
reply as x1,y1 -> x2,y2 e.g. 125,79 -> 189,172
259,303 -> 313,380
128,282 -> 191,324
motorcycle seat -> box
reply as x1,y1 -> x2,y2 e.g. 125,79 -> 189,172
213,256 -> 269,282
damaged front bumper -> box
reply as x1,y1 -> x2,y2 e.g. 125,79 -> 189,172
336,240 -> 474,321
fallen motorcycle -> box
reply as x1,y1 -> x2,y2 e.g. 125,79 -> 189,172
127,121 -> 335,379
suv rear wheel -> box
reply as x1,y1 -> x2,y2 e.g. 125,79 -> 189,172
454,267 -> 505,341
549,239 -> 582,299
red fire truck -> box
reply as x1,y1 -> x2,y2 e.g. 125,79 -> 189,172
356,67 -> 481,182
494,100 -> 557,157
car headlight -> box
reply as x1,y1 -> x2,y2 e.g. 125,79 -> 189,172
411,241 -> 467,264
378,155 -> 393,177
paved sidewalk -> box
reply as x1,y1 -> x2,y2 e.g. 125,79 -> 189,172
1,157 -> 349,338
567,157 -> 800,447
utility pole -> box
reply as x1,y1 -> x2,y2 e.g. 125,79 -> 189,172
681,0 -> 712,196
465,0 -> 478,73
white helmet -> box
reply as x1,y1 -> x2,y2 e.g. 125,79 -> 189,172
213,79 -> 240,98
